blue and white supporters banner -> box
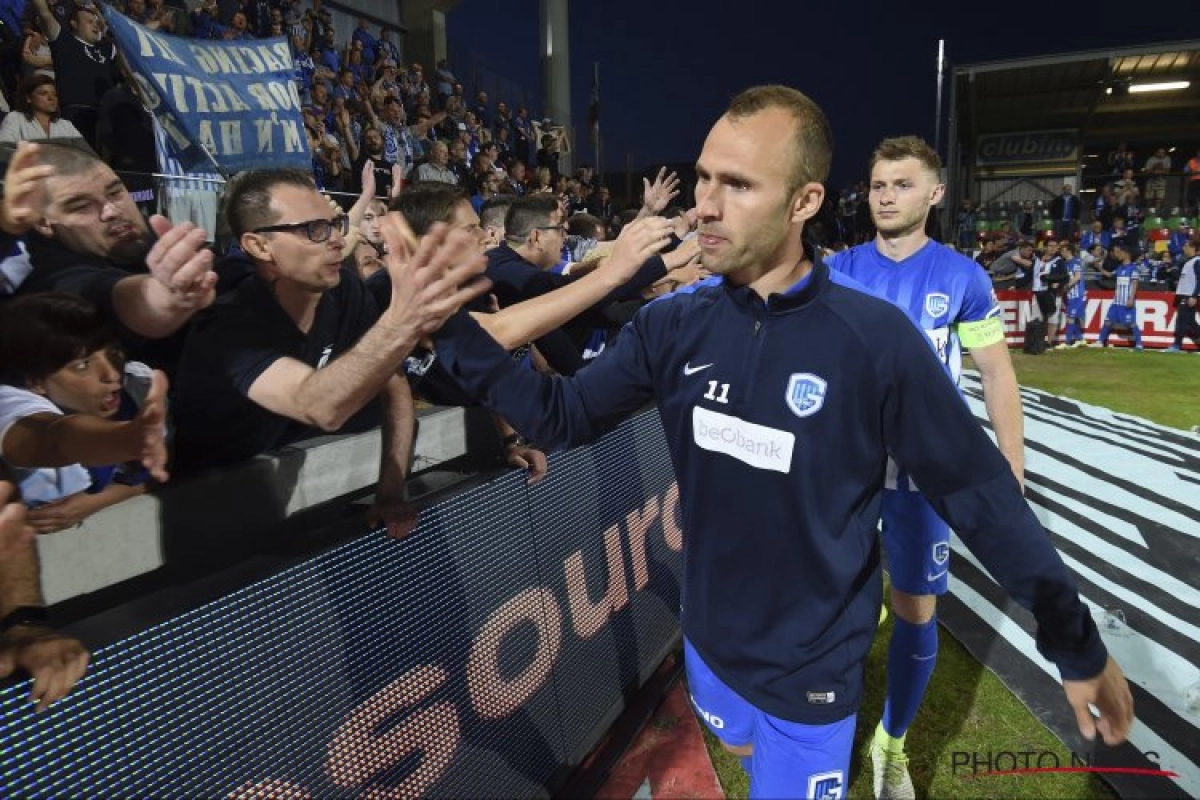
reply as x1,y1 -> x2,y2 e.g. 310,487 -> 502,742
102,7 -> 310,174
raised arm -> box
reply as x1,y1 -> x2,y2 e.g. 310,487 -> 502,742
1,371 -> 170,481
21,33 -> 53,68
636,167 -> 681,220
339,161 -> 376,258
473,216 -> 675,349
28,0 -> 60,41
0,142 -> 54,235
336,112 -> 359,164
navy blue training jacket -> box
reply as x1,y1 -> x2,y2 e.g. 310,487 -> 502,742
433,258 -> 1107,724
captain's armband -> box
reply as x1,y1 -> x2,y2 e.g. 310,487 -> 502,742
957,316 -> 1006,349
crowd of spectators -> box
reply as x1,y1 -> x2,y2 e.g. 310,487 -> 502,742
950,169 -> 1196,295
944,165 -> 1200,352
0,0 -> 714,714
0,0 -> 627,233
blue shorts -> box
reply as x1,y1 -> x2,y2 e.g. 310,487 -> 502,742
1065,298 -> 1086,321
881,488 -> 951,596
1105,305 -> 1138,327
684,638 -> 855,799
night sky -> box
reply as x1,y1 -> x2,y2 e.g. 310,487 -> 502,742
447,1 -> 1200,192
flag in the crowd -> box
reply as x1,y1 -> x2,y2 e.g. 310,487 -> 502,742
102,6 -> 310,175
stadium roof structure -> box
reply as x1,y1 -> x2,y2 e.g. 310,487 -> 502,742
950,39 -> 1200,145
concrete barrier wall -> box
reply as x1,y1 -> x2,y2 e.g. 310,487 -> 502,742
37,406 -> 471,604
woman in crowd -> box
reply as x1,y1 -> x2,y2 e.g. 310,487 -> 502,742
0,75 -> 84,145
530,165 -> 553,194
0,293 -> 168,533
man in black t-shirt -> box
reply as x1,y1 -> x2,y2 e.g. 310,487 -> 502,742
171,169 -> 487,535
2,142 -> 217,353
30,1 -> 117,148
350,127 -> 395,198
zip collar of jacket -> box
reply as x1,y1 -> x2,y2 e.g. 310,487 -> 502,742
718,255 -> 831,314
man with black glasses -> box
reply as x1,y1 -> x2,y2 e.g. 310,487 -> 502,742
171,170 -> 488,529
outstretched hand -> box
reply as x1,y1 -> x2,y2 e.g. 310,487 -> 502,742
1062,656 -> 1134,746
379,216 -> 491,342
598,215 -> 676,284
0,142 -> 53,236
146,215 -> 217,311
129,370 -> 170,483
672,208 -> 698,239
663,235 -> 701,271
360,160 -> 377,201
641,167 -> 681,216
390,164 -> 405,199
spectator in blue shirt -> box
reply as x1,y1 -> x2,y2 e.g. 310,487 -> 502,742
1080,219 -> 1111,252
376,27 -> 400,66
351,17 -> 377,65
317,29 -> 340,75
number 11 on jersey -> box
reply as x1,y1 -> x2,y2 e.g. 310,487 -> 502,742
704,381 -> 730,404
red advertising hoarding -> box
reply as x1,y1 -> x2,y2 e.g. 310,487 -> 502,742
995,290 -> 1194,351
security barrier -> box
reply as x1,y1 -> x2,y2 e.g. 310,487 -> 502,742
0,409 -> 683,797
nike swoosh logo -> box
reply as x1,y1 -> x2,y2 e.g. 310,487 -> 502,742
683,362 -> 713,376
912,653 -> 937,662
925,569 -> 948,581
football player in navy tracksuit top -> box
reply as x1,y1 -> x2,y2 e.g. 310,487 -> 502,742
827,136 -> 1025,799
433,87 -> 1133,799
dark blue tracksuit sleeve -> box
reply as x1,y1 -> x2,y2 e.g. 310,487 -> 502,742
878,316 -> 1106,680
600,254 -> 667,303
532,328 -> 586,376
434,309 -> 655,448
515,256 -> 665,327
